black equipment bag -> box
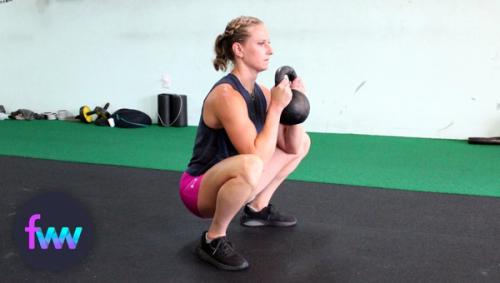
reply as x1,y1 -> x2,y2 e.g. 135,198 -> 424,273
111,109 -> 152,128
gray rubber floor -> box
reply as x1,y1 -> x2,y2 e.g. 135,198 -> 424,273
1,156 -> 500,282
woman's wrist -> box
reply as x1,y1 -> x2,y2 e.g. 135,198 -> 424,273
268,102 -> 284,116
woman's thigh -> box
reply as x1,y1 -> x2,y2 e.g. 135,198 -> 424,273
197,154 -> 263,217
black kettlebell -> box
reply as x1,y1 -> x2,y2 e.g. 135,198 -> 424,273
274,66 -> 310,125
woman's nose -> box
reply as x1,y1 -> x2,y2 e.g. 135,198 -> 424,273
267,44 -> 273,55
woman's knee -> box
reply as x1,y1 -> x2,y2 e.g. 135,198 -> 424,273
287,132 -> 311,159
238,154 -> 263,188
300,133 -> 311,157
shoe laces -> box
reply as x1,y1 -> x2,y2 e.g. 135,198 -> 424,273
266,204 -> 279,217
267,204 -> 275,214
213,238 -> 235,257
266,204 -> 288,220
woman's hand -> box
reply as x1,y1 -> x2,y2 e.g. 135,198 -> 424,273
270,77 -> 293,110
291,76 -> 306,94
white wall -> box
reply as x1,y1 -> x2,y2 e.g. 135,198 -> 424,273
1,0 -> 499,139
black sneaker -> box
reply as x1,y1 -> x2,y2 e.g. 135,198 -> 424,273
196,232 -> 249,271
240,204 -> 297,227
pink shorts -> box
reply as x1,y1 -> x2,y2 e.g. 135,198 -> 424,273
179,172 -> 204,218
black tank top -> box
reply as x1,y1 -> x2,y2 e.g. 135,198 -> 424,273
185,73 -> 267,176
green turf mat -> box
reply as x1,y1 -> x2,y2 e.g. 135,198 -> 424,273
0,120 -> 498,197
0,120 -> 193,172
300,133 -> 500,197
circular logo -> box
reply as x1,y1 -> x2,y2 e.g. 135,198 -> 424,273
13,192 -> 93,271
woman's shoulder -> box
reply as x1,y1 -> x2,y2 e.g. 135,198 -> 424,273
210,83 -> 239,99
206,83 -> 245,107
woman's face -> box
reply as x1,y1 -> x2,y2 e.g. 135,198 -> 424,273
237,24 -> 273,72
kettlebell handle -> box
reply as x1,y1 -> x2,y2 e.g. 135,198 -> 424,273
274,66 -> 310,125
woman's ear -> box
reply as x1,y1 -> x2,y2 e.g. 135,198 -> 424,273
232,42 -> 244,59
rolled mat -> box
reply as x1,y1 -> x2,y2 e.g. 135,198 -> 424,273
170,94 -> 187,127
157,93 -> 187,127
158,94 -> 171,126
467,137 -> 500,145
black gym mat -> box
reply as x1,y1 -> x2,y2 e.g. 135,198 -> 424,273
1,156 -> 500,282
